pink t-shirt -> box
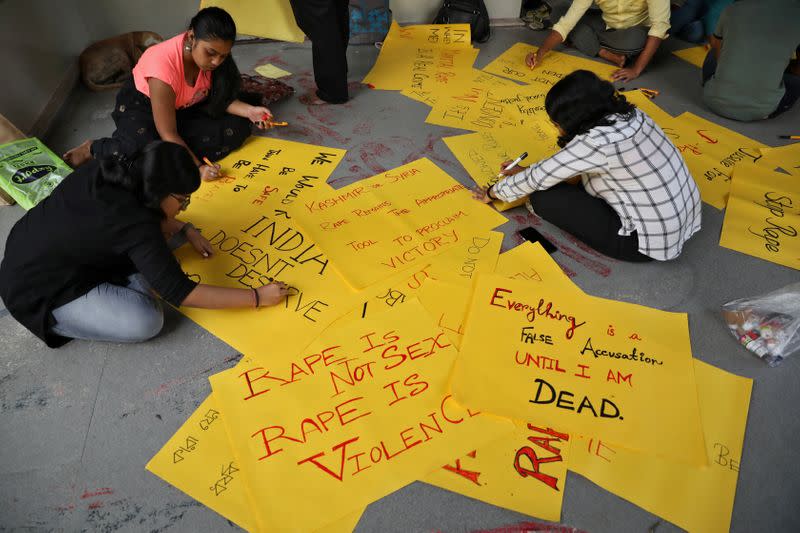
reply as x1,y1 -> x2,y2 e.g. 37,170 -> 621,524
132,32 -> 212,109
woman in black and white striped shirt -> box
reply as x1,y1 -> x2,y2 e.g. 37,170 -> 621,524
476,70 -> 701,262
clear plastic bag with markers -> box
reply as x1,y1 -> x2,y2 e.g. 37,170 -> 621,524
721,282 -> 800,367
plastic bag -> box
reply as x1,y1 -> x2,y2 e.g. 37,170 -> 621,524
0,138 -> 71,209
721,282 -> 800,366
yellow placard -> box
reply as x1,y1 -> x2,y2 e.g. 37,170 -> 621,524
450,274 -> 707,466
443,125 -> 559,211
495,242 -> 574,290
570,359 -> 752,533
425,85 -> 524,132
175,137 -> 359,358
146,395 -> 256,531
760,142 -> 800,176
418,264 -> 572,522
621,90 -> 674,127
423,421 -> 571,522
416,279 -> 473,349
402,68 -> 516,107
363,22 -> 476,91
672,45 -> 710,68
333,231 -> 502,324
200,0 -> 305,42
719,164 -> 799,270
482,43 -> 617,87
210,300 -> 515,532
660,112 -> 767,209
254,63 -> 292,79
288,158 -> 507,289
146,394 -> 365,533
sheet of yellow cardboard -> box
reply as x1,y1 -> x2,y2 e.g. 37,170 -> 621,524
450,274 -> 707,465
210,300 -> 515,532
425,84 -> 525,132
146,395 -> 256,531
759,142 -> 800,176
254,63 -> 292,79
660,112 -> 767,209
482,42 -> 617,87
417,275 -> 570,521
621,90 -> 674,127
719,164 -> 799,270
146,394 -> 365,533
288,158 -> 507,289
424,421 -> 571,522
200,0 -> 305,42
362,22 -> 475,91
495,242 -> 575,289
174,137 -> 359,358
672,45 -> 709,68
570,360 -> 752,533
332,230 -> 502,325
443,124 -> 559,211
402,68 -> 516,107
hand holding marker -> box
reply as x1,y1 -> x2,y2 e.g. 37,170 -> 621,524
474,152 -> 528,203
259,113 -> 288,129
495,151 -> 528,181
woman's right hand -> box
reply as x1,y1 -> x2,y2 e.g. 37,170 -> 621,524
499,160 -> 527,177
256,281 -> 291,307
199,164 -> 220,181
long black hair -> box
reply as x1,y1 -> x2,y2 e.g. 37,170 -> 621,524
99,142 -> 200,213
190,7 -> 240,117
545,70 -> 635,148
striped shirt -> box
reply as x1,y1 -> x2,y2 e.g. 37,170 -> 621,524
493,108 -> 701,260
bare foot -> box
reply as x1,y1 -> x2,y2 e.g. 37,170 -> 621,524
63,140 -> 93,167
599,48 -> 626,68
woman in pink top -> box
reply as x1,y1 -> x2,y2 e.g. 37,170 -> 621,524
64,7 -> 272,181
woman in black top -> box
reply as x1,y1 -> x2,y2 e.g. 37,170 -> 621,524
0,142 -> 288,348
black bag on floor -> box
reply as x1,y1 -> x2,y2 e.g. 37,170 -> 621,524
432,0 -> 491,43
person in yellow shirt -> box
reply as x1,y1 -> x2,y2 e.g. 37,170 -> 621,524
525,0 -> 671,82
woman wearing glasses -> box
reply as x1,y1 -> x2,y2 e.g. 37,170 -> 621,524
0,142 -> 289,348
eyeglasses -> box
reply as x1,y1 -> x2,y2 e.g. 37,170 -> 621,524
170,194 -> 191,211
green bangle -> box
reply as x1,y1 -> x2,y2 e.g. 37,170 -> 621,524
180,222 -> 195,236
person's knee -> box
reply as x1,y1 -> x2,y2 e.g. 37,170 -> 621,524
118,303 -> 164,342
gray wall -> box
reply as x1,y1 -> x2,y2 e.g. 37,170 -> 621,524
0,0 -> 521,136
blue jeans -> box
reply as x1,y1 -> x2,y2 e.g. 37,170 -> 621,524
50,273 -> 164,343
671,0 -> 707,43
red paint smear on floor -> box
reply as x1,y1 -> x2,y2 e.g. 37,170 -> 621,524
307,104 -> 338,126
81,488 -> 113,499
295,115 -> 349,145
359,141 -> 392,174
88,501 -> 104,510
546,235 -> 612,277
148,354 -> 240,397
254,54 -> 290,68
472,520 -> 587,533
352,121 -> 372,135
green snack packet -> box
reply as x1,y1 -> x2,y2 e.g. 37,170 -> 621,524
0,138 -> 72,209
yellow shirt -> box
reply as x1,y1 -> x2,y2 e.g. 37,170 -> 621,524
551,0 -> 671,41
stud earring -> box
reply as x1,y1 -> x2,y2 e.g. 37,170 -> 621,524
184,44 -> 191,52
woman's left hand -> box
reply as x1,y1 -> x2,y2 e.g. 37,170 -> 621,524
247,106 -> 273,129
611,67 -> 642,82
185,225 -> 214,258
472,186 -> 494,204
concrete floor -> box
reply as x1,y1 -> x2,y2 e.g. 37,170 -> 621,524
1,24 -> 799,533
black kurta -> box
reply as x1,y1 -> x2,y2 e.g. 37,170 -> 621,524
0,161 -> 197,347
